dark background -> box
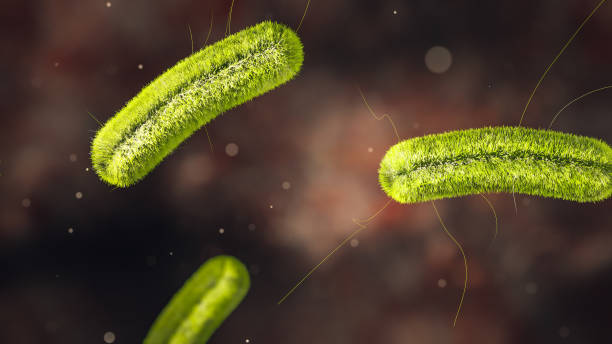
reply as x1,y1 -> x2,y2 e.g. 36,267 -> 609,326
1,0 -> 611,343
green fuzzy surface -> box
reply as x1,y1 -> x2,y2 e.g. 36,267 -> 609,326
91,21 -> 303,187
144,255 -> 250,344
379,126 -> 612,203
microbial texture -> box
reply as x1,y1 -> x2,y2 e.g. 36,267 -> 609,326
144,255 -> 250,344
379,126 -> 612,204
91,21 -> 303,187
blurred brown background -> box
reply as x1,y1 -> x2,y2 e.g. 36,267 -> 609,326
1,0 -> 611,343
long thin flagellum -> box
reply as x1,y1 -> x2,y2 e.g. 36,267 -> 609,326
548,85 -> 612,129
432,201 -> 468,328
518,0 -> 606,126
278,200 -> 392,304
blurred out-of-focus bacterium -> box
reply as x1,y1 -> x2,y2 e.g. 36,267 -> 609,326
91,21 -> 303,187
144,255 -> 250,344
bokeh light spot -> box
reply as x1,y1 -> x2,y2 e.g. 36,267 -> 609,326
225,143 -> 239,157
425,46 -> 452,74
103,331 -> 116,343
437,278 -> 447,288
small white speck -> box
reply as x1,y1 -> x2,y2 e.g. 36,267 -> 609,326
350,239 -> 359,247
22,198 -> 31,208
225,143 -> 239,157
54,62 -> 60,67
393,10 -> 397,15
367,147 -> 373,153
219,228 -> 225,234
248,223 -> 256,231
245,339 -> 250,343
85,167 -> 90,172
169,251 -> 174,256
269,204 -> 274,209
69,153 -> 77,162
103,331 -> 116,343
105,1 -> 112,8
137,64 -> 143,70
281,181 -> 291,190
75,192 -> 83,199
68,227 -> 74,234
437,278 -> 447,288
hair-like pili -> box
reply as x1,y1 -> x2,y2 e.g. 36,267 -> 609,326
144,255 -> 250,344
379,126 -> 612,203
91,21 -> 303,187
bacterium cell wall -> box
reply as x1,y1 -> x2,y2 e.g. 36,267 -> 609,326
1,1 -> 611,344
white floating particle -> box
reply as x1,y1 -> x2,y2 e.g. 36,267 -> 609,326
281,181 -> 291,190
350,239 -> 359,247
437,278 -> 447,288
137,64 -> 143,70
105,2 -> 112,8
22,198 -> 31,208
75,192 -> 83,199
245,339 -> 250,343
169,251 -> 174,256
68,227 -> 74,234
425,46 -> 453,74
54,62 -> 60,68
225,143 -> 239,157
219,228 -> 225,234
367,147 -> 373,153
103,331 -> 116,343
269,204 -> 273,209
393,10 -> 397,15
85,167 -> 90,172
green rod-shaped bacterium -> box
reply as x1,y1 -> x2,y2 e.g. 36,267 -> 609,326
144,255 -> 250,344
379,126 -> 611,203
91,21 -> 304,187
